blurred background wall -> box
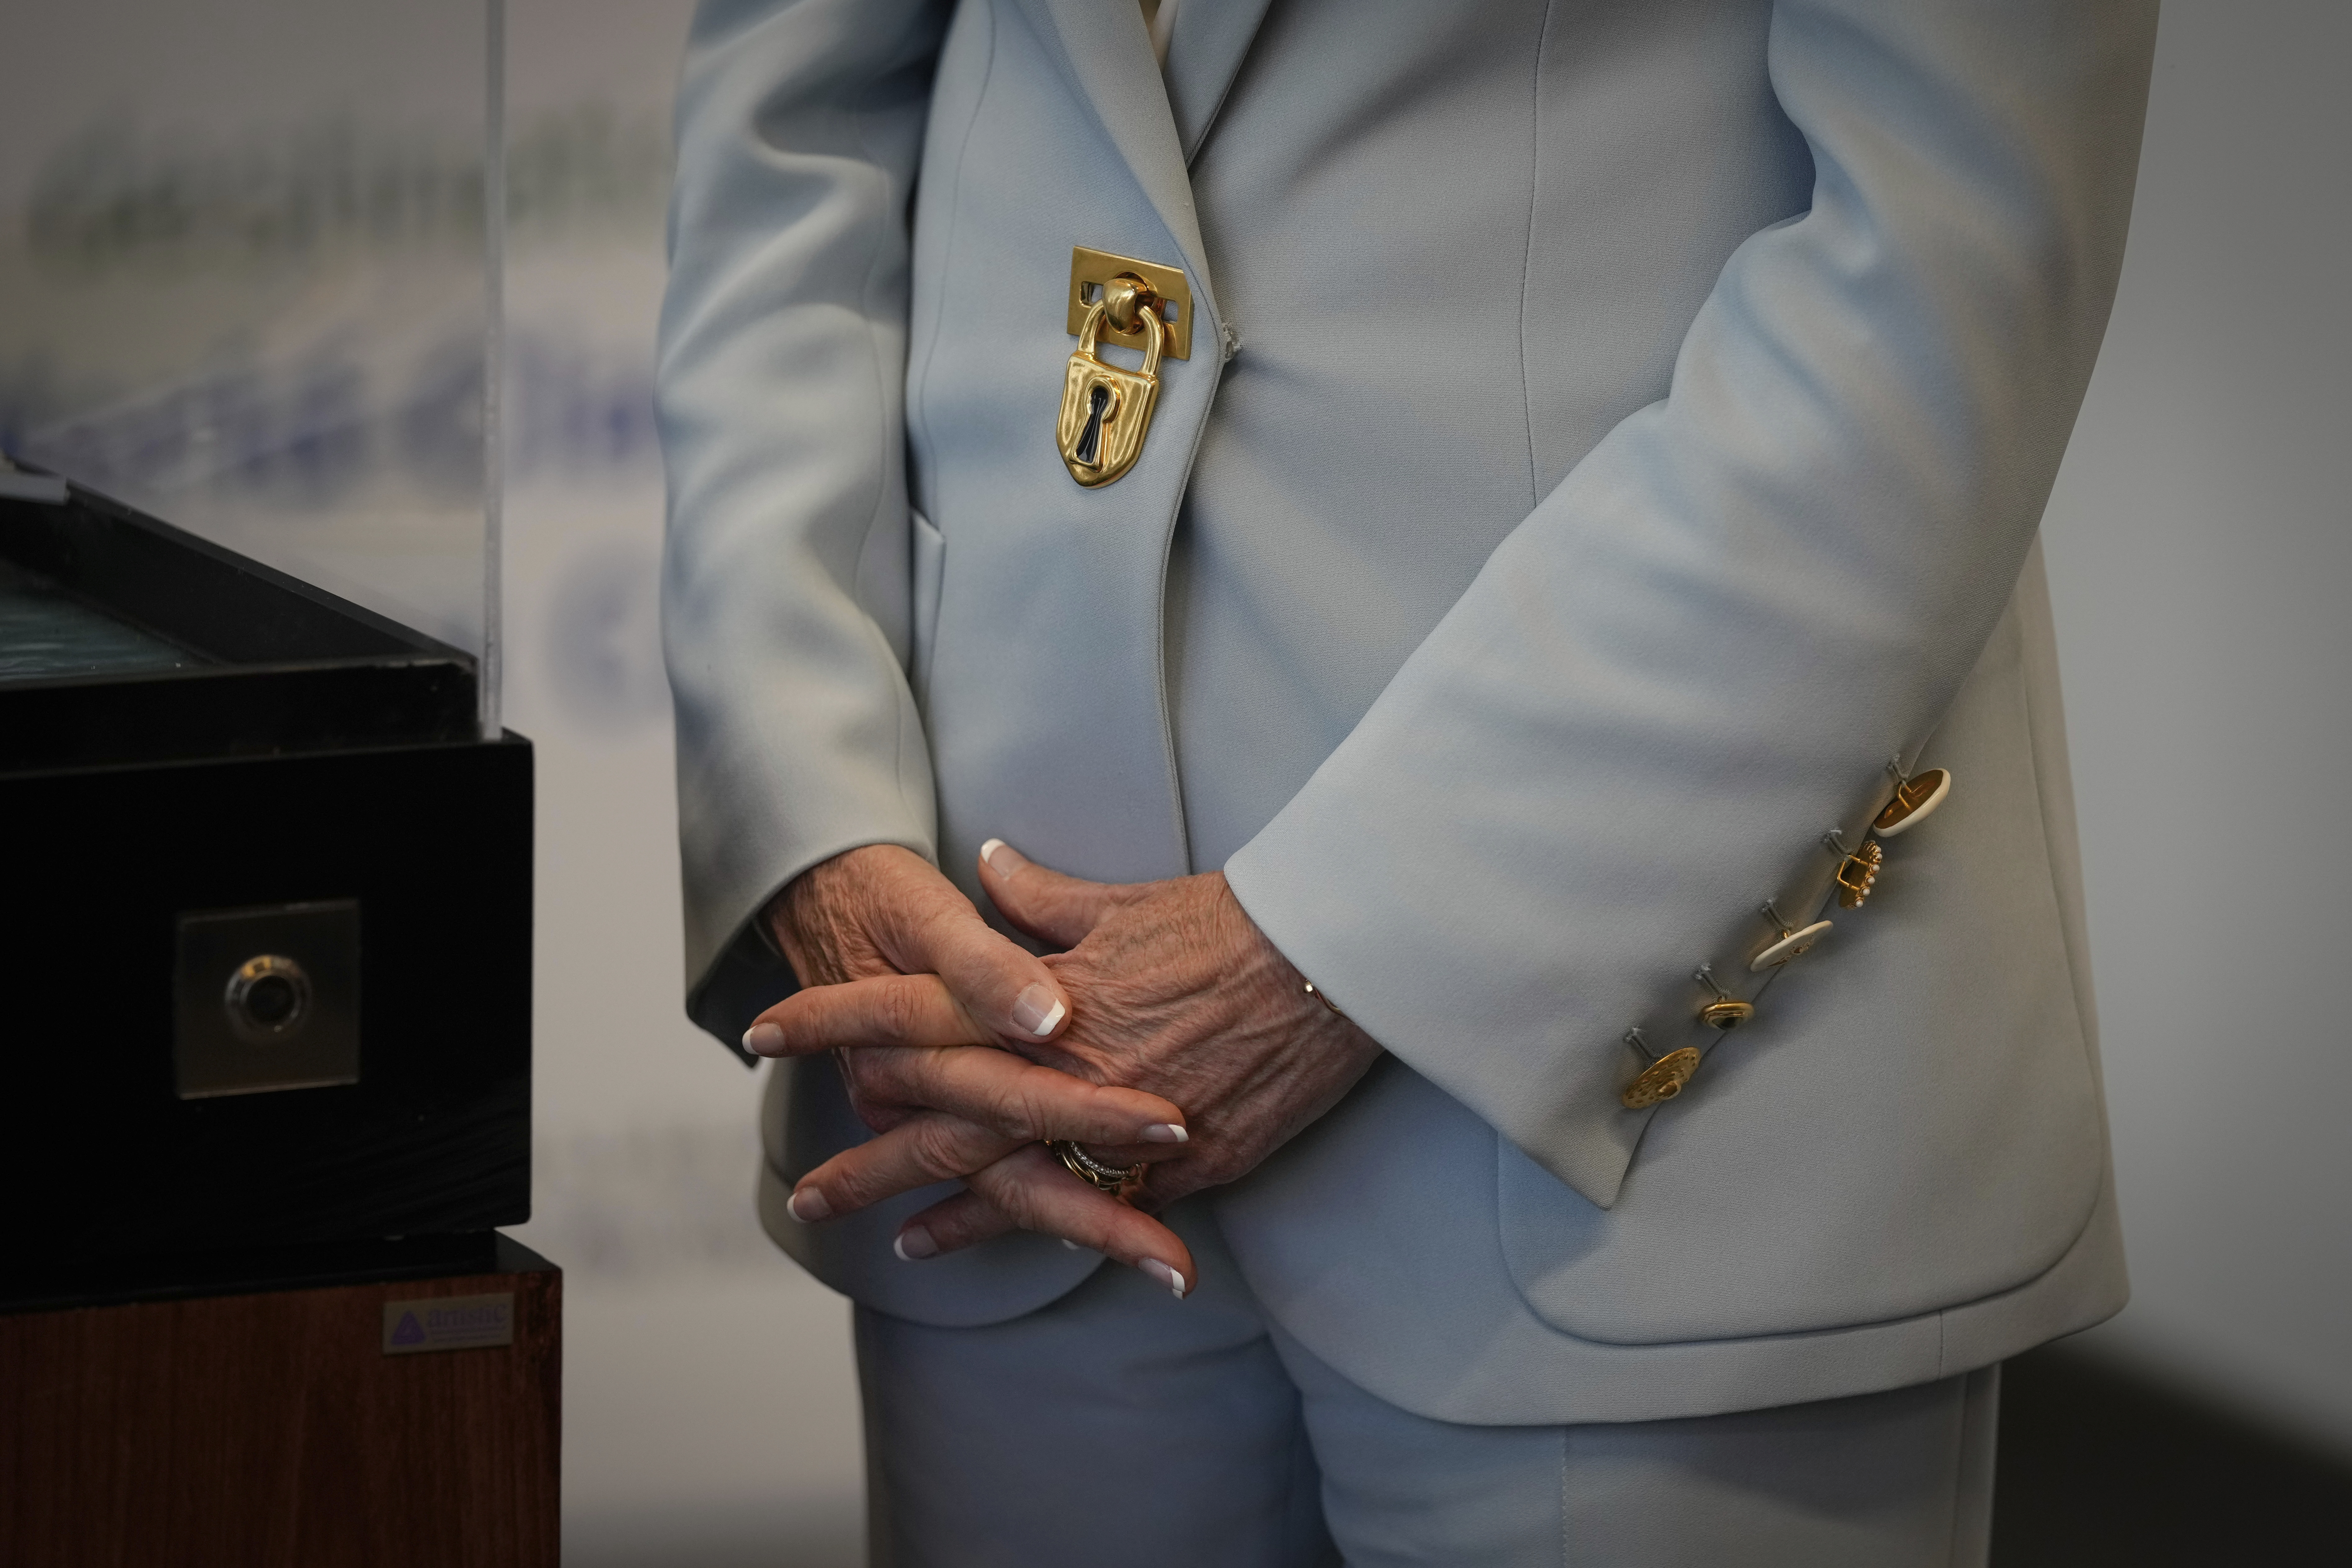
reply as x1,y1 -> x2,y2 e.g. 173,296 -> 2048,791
2036,0 -> 2352,1453
9,2 -> 2339,1564
489,2 -> 865,1564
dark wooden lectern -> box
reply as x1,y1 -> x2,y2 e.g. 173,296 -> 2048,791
0,1235 -> 559,1567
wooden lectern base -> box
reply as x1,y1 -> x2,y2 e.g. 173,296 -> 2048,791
0,1234 -> 558,1567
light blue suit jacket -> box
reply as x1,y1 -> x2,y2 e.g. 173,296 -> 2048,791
659,0 -> 2155,1423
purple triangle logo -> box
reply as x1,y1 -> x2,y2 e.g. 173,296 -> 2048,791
390,1311 -> 426,1346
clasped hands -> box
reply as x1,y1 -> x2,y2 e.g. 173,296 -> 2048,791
743,842 -> 1381,1299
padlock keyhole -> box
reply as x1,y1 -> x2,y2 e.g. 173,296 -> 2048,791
1075,384 -> 1112,466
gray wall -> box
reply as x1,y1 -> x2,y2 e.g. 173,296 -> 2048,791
487,3 -> 867,1563
2042,0 -> 2352,1452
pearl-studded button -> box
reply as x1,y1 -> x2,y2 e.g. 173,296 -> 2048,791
1835,840 -> 1884,909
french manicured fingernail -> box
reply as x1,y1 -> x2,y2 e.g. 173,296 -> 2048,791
1138,1259 -> 1188,1300
742,1021 -> 784,1055
1139,1123 -> 1188,1145
980,837 -> 1012,873
1010,982 -> 1066,1039
893,1227 -> 939,1261
785,1187 -> 831,1222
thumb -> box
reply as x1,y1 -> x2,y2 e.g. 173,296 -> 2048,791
978,839 -> 1125,950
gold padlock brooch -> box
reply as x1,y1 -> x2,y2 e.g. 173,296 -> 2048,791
1057,276 -> 1165,487
1057,249 -> 1190,488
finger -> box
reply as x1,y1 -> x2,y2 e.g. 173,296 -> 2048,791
790,1051 -> 1188,1220
869,856 -> 1075,1045
976,838 -> 1129,950
895,1145 -> 1198,1299
786,1111 -> 1024,1221
743,973 -> 987,1057
845,1047 -> 1189,1147
896,1192 -> 1018,1252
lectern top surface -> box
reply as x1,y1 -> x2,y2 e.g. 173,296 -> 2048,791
0,558 -> 200,682
0,480 -> 479,770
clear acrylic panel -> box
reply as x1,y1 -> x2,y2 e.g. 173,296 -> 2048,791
0,0 -> 500,729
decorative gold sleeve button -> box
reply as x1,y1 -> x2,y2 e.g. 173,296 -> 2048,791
1875,766 -> 1951,837
1752,899 -> 1834,972
1827,830 -> 1883,910
1618,756 -> 1956,1113
1621,1029 -> 1703,1108
1694,964 -> 1755,1030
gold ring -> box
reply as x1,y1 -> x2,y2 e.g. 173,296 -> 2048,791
1049,1140 -> 1142,1194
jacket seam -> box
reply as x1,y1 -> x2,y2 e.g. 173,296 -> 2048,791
907,0 -> 997,492
1556,1426 -> 1571,1567
1515,0 -> 1555,510
1154,370 -> 1213,876
855,13 -> 980,847
1177,8 -> 1257,165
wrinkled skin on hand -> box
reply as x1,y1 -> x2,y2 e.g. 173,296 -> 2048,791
758,844 -> 1199,1287
1003,844 -> 1384,1208
751,841 -> 1383,1284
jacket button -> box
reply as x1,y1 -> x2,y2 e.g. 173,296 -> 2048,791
1750,919 -> 1833,972
1874,768 -> 1951,837
1834,840 -> 1884,909
1699,998 -> 1756,1029
1622,1047 -> 1702,1109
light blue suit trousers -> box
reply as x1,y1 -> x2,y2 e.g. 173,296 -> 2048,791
855,1199 -> 2000,1566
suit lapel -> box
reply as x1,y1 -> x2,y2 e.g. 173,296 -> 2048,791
1017,0 -> 1219,319
969,0 -> 1275,891
1164,0 -> 1276,163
